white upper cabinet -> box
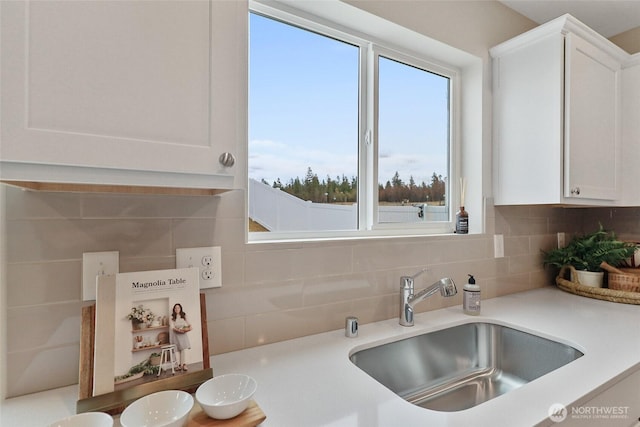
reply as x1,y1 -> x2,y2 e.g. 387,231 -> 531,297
564,33 -> 621,201
491,15 -> 629,206
0,1 -> 246,192
620,57 -> 640,206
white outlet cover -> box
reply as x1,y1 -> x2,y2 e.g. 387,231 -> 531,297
557,232 -> 566,248
494,234 -> 504,258
82,251 -> 119,301
176,246 -> 222,289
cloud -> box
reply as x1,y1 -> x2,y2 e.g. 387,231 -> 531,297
249,138 -> 446,187
379,153 -> 447,185
249,139 -> 287,150
249,138 -> 358,184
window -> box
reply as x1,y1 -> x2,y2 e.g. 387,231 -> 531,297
377,54 -> 450,226
248,2 -> 459,240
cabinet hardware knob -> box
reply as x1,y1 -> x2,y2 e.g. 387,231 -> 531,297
571,187 -> 581,195
219,152 -> 235,167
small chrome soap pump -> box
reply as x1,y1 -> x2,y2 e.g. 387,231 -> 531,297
463,274 -> 481,315
345,316 -> 358,338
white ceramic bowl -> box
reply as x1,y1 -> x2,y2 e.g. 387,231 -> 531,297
48,412 -> 113,427
120,390 -> 194,427
196,374 -> 257,420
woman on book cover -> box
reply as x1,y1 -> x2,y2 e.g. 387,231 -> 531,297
170,303 -> 192,371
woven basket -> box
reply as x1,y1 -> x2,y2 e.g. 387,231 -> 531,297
556,265 -> 640,305
608,268 -> 640,293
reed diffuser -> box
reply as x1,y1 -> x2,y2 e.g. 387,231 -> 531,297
455,178 -> 468,234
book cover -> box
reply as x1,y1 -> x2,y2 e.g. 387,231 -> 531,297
93,267 -> 203,396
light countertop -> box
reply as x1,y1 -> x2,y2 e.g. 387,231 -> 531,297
2,287 -> 639,427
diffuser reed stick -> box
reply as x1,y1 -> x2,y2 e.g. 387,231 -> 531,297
456,178 -> 468,234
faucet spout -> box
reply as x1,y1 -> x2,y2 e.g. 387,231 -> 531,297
399,275 -> 457,327
408,278 -> 457,308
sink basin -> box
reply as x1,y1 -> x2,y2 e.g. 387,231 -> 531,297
349,322 -> 583,412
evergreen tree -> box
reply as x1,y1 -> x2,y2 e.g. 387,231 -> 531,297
266,168 -> 445,205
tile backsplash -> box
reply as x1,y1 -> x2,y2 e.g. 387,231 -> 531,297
2,184 -> 595,397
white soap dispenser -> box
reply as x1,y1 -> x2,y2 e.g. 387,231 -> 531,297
463,274 -> 480,315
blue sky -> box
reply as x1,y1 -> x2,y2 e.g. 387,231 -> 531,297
249,13 -> 449,187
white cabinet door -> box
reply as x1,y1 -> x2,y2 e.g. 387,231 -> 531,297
491,16 -> 625,206
620,59 -> 640,206
0,1 -> 244,190
564,33 -> 621,201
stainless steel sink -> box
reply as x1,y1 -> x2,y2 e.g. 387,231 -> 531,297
349,322 -> 583,412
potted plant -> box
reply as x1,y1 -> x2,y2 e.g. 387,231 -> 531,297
126,304 -> 155,329
543,224 -> 636,288
114,356 -> 159,384
149,352 -> 161,367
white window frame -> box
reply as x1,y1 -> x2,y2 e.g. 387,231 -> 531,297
248,0 -> 463,242
368,45 -> 459,232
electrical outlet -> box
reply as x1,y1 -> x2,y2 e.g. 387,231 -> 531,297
557,232 -> 566,248
176,246 -> 222,289
82,251 -> 119,301
494,234 -> 504,258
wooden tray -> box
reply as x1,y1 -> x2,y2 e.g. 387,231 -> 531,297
556,266 -> 640,305
187,400 -> 266,427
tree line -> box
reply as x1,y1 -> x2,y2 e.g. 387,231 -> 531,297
262,167 -> 446,204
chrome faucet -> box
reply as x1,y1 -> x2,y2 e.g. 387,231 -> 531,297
399,269 -> 457,326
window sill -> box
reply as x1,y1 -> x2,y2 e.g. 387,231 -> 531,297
247,228 -> 481,245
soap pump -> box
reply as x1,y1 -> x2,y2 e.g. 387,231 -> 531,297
463,274 -> 480,315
